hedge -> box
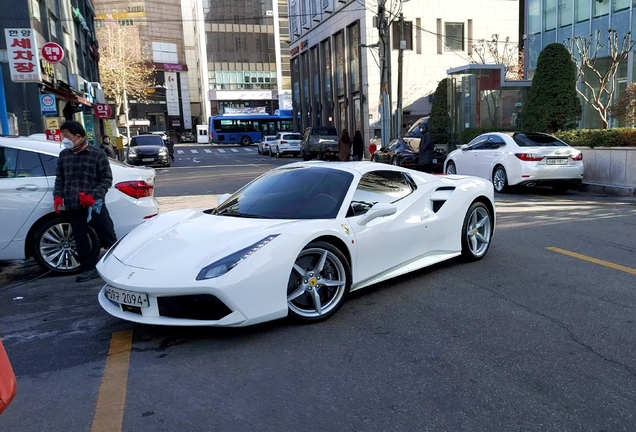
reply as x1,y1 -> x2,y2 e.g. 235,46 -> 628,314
458,127 -> 636,148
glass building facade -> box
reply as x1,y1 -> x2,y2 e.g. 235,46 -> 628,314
526,0 -> 634,128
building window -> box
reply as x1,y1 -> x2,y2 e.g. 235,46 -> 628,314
31,0 -> 41,22
575,0 -> 591,22
444,22 -> 464,51
559,0 -> 573,27
593,0 -> 610,16
49,15 -> 58,39
613,0 -> 630,12
544,0 -> 557,30
301,0 -> 308,28
323,0 -> 330,9
392,21 -> 413,50
415,18 -> 421,54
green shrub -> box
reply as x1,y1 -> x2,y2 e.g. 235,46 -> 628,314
457,127 -> 636,147
429,79 -> 449,135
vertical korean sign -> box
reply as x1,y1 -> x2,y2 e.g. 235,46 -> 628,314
4,29 -> 42,83
165,72 -> 180,116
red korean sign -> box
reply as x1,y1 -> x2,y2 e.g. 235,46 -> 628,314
41,42 -> 64,63
45,129 -> 62,142
4,28 -> 42,83
95,104 -> 113,119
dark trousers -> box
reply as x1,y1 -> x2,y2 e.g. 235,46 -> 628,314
67,204 -> 118,272
418,163 -> 433,173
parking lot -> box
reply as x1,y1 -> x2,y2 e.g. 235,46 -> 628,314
1,175 -> 636,431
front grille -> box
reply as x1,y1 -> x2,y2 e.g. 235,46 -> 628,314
157,294 -> 232,321
122,304 -> 142,315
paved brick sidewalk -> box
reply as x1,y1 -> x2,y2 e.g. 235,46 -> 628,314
156,194 -> 221,213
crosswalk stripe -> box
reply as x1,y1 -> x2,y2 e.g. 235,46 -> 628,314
204,149 -> 212,153
217,149 -> 226,153
230,148 -> 239,153
176,150 -> 184,154
243,148 -> 253,152
190,149 -> 199,154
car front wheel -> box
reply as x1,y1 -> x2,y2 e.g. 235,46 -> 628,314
492,166 -> 508,193
461,202 -> 493,261
31,217 -> 100,274
446,161 -> 456,175
287,241 -> 351,323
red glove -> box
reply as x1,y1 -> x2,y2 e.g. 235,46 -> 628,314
53,196 -> 63,214
79,192 -> 96,207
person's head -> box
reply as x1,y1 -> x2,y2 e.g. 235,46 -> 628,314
102,135 -> 110,143
341,129 -> 349,138
354,130 -> 362,140
60,121 -> 86,145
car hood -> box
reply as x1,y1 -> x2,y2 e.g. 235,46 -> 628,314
110,209 -> 299,270
131,145 -> 164,154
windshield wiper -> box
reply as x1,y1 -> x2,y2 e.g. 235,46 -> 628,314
216,210 -> 269,219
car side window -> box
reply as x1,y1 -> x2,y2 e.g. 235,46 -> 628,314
388,140 -> 401,151
0,147 -> 19,179
348,171 -> 413,216
486,136 -> 505,149
468,136 -> 488,150
39,153 -> 58,176
17,150 -> 45,177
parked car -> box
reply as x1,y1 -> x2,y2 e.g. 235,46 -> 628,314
180,131 -> 195,143
0,135 -> 159,274
402,116 -> 429,151
127,134 -> 171,167
444,132 -> 584,193
258,135 -> 277,155
96,161 -> 495,327
371,138 -> 447,173
300,126 -> 340,161
271,132 -> 303,158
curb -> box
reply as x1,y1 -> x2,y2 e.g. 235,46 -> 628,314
156,195 -> 222,213
578,183 -> 636,198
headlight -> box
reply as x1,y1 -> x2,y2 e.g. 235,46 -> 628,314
128,147 -> 137,155
196,235 -> 279,280
159,147 -> 168,154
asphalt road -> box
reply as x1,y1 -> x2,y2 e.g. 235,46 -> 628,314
1,149 -> 636,432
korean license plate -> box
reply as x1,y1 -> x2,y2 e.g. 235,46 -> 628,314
105,286 -> 149,308
546,158 -> 568,165
142,158 -> 154,162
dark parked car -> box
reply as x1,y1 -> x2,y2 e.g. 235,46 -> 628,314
371,138 -> 447,173
180,131 -> 194,143
127,134 -> 171,167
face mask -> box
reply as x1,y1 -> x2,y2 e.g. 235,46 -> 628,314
62,138 -> 74,149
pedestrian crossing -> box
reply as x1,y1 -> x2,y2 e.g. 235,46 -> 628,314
176,147 -> 256,155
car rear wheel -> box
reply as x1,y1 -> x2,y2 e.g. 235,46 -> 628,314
446,161 -> 456,175
492,166 -> 508,193
240,136 -> 252,146
287,241 -> 351,323
461,202 -> 492,261
32,217 -> 100,274
276,147 -> 282,158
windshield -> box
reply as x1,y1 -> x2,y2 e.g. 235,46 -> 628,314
214,167 -> 353,219
283,134 -> 302,140
512,133 -> 568,147
130,136 -> 164,147
312,127 -> 338,136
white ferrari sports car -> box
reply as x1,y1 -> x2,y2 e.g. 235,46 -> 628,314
97,162 -> 496,327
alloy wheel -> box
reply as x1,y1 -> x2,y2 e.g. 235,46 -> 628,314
465,206 -> 491,258
446,162 -> 456,175
39,222 -> 82,271
493,167 -> 507,193
287,248 -> 347,318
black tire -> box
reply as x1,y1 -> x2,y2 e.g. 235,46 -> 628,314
287,241 -> 352,323
302,149 -> 310,161
445,161 -> 456,175
276,147 -> 282,158
460,202 -> 493,261
492,165 -> 508,193
240,136 -> 252,146
269,148 -> 275,157
32,216 -> 100,274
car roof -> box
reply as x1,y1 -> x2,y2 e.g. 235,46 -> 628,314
278,160 -> 424,177
0,135 -> 64,156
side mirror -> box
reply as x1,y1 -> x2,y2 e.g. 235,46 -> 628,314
357,202 -> 397,226
217,193 -> 232,206
460,144 -> 469,151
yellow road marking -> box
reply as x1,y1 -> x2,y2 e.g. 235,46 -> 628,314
547,247 -> 636,276
91,330 -> 133,432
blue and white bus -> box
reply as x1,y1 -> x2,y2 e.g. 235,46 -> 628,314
208,111 -> 294,145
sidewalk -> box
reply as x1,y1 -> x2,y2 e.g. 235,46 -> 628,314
157,194 -> 221,213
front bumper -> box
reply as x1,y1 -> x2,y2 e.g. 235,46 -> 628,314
127,154 -> 170,166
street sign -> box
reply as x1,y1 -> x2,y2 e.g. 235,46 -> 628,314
45,129 -> 61,142
40,94 -> 57,115
4,28 -> 42,83
95,103 -> 112,119
45,118 -> 59,129
41,42 -> 64,63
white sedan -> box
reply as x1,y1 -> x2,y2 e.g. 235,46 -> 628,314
97,161 -> 496,327
0,135 -> 159,274
444,132 -> 584,193
257,135 -> 277,155
271,132 -> 303,158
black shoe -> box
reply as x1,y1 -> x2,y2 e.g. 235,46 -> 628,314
76,269 -> 101,282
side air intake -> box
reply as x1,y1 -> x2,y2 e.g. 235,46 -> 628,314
430,187 -> 455,213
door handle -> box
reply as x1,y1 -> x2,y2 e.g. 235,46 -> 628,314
15,185 -> 40,191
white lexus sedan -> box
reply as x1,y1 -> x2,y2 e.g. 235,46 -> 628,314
0,135 -> 159,274
271,132 -> 303,158
444,132 -> 584,193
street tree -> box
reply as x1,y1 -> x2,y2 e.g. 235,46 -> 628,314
428,78 -> 449,143
565,29 -> 636,129
96,16 -> 155,136
522,43 -> 582,133
609,83 -> 636,126
469,34 -> 524,126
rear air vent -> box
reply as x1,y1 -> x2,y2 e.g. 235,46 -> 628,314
430,187 -> 456,213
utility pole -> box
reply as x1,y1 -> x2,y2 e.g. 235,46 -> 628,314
396,13 -> 404,139
377,0 -> 393,148
0,66 -> 9,134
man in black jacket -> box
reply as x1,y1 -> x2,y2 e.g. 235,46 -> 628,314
418,123 -> 434,173
54,121 -> 118,282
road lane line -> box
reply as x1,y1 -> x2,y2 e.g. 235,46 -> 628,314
190,149 -> 199,154
204,149 -> 212,153
230,148 -> 239,153
546,247 -> 636,276
91,330 -> 133,432
217,149 -> 226,153
244,148 -> 253,152
176,150 -> 184,154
